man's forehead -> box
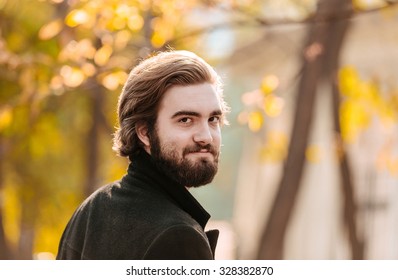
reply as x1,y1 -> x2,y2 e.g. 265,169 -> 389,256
159,83 -> 222,115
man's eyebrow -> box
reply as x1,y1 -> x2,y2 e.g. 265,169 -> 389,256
171,111 -> 201,119
171,110 -> 223,119
210,109 -> 223,116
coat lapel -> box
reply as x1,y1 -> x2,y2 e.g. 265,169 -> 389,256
205,229 -> 219,258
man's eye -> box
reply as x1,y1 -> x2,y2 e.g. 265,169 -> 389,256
209,116 -> 220,123
179,117 -> 192,123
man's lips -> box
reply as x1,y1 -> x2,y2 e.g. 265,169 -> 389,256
194,149 -> 210,153
189,150 -> 211,154
187,149 -> 213,157
183,145 -> 218,157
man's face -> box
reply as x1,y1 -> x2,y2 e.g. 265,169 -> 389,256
148,83 -> 223,188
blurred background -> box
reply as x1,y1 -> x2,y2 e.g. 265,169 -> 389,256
1,0 -> 398,260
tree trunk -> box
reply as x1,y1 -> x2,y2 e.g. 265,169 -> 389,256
327,39 -> 365,260
257,0 -> 353,259
17,219 -> 36,259
0,138 -> 13,259
0,213 -> 12,259
17,181 -> 38,260
321,0 -> 364,260
83,79 -> 105,198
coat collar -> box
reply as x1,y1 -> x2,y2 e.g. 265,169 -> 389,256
124,150 -> 211,230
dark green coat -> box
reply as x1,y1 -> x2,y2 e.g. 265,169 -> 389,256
57,151 -> 218,260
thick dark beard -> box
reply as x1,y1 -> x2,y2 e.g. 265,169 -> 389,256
148,129 -> 219,188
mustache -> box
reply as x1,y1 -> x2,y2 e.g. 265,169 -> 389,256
183,144 -> 218,157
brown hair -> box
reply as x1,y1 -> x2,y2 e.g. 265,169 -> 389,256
112,50 -> 229,158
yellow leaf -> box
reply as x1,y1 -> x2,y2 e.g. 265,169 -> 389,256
0,106 -> 12,131
260,131 -> 288,162
139,0 -> 152,11
111,17 -> 126,30
340,100 -> 370,142
339,66 -> 359,97
101,71 -> 128,91
81,63 -> 96,77
60,65 -> 85,87
248,111 -> 263,132
115,4 -> 132,18
39,19 -> 62,40
263,94 -> 284,117
94,45 -> 113,66
352,0 -> 386,11
150,17 -> 173,48
77,39 -> 96,59
128,14 -> 144,31
261,75 -> 279,95
65,9 -> 90,27
151,32 -> 166,49
114,30 -> 132,51
359,80 -> 378,102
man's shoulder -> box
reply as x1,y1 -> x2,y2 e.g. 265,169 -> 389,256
73,180 -> 197,227
143,223 -> 213,260
57,179 -> 209,259
75,181 -> 122,210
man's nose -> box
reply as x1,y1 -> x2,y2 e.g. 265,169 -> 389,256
193,123 -> 213,145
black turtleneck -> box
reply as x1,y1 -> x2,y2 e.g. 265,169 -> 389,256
57,150 -> 219,260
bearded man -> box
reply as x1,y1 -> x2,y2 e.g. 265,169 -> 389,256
56,50 -> 229,260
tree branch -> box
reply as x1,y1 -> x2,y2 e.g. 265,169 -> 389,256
167,1 -> 398,45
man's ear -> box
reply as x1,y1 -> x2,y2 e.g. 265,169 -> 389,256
136,122 -> 151,152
